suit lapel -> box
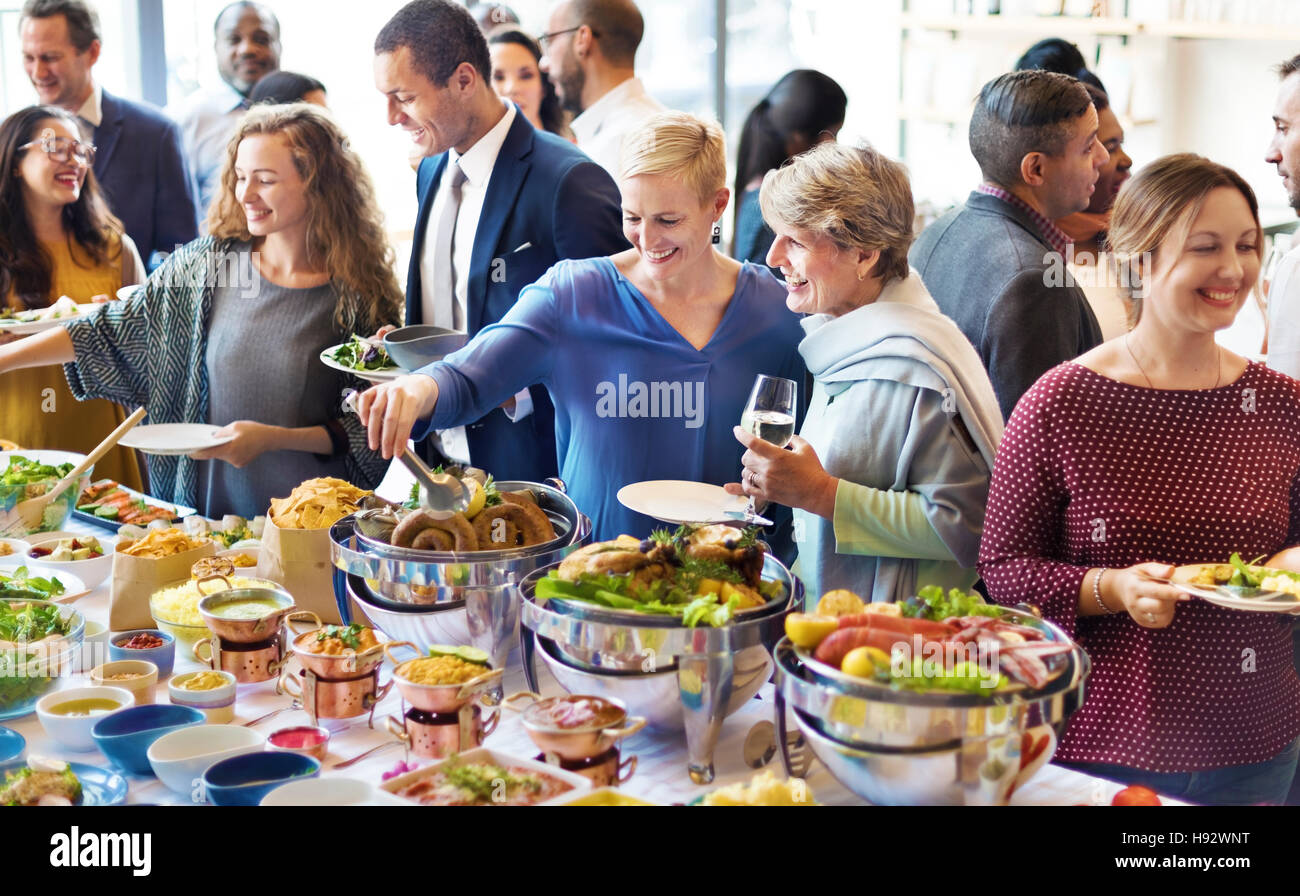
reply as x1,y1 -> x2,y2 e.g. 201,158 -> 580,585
405,153 -> 449,326
466,113 -> 533,334
92,90 -> 125,181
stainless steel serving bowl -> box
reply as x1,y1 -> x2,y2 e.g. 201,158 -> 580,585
534,635 -> 773,731
519,552 -> 802,783
773,618 -> 1090,806
331,480 -> 592,675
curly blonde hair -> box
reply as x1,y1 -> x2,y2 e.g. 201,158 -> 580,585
207,104 -> 403,335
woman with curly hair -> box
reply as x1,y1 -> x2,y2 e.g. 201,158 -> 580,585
0,105 -> 145,487
0,103 -> 403,517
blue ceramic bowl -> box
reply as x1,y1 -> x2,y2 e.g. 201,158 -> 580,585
91,704 -> 204,775
202,751 -> 321,806
108,630 -> 175,678
383,325 -> 469,371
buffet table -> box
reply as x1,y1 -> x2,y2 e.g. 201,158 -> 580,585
0,522 -> 1129,807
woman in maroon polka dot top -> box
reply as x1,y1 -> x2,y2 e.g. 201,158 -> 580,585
979,154 -> 1300,805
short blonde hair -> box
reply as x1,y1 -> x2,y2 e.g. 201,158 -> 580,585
619,111 -> 726,204
1107,153 -> 1262,327
759,142 -> 914,285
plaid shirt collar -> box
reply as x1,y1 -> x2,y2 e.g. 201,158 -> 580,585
975,183 -> 1072,257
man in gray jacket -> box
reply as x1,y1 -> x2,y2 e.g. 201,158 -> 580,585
910,70 -> 1108,420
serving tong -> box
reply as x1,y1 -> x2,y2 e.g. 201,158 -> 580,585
340,389 -> 470,514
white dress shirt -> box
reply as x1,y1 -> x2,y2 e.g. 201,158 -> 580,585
166,81 -> 246,222
570,77 -> 665,177
74,82 -> 103,132
1268,243 -> 1300,377
416,102 -> 531,461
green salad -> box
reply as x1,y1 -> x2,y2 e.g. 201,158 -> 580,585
1224,552 -> 1300,588
326,335 -> 398,372
901,585 -> 1004,622
0,567 -> 65,602
0,598 -> 74,716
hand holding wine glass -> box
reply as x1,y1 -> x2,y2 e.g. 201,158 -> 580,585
732,375 -> 796,525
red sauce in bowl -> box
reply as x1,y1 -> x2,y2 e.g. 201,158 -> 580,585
118,633 -> 165,650
270,727 -> 328,749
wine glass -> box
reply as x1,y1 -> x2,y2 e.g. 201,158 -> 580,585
735,374 -> 797,525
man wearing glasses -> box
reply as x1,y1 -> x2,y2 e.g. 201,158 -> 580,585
19,0 -> 197,270
539,0 -> 664,176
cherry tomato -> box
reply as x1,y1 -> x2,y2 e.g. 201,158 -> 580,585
1112,785 -> 1162,806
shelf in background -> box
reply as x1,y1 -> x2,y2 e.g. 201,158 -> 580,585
900,13 -> 1300,42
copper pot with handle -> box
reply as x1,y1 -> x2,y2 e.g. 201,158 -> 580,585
285,611 -> 388,678
503,691 -> 646,761
383,642 -> 504,713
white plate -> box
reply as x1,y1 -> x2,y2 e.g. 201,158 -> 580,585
1173,583 -> 1300,613
0,305 -> 93,335
616,480 -> 749,525
318,346 -> 407,384
0,563 -> 88,603
117,424 -> 235,455
261,777 -> 409,806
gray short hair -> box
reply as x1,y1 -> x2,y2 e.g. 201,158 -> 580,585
759,142 -> 914,285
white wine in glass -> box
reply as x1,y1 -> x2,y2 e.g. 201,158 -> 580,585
738,375 -> 798,524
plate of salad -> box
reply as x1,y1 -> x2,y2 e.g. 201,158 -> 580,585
0,565 -> 84,603
320,336 -> 406,384
0,296 -> 94,336
1172,554 -> 1300,612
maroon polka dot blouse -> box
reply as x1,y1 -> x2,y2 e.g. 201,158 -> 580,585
979,362 -> 1300,771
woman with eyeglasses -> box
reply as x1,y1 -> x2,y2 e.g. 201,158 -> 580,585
0,104 -> 402,518
0,105 -> 145,487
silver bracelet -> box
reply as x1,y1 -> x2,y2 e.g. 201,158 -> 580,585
1092,567 -> 1115,615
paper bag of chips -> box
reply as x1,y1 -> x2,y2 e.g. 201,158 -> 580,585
256,478 -> 371,625
110,529 -> 216,631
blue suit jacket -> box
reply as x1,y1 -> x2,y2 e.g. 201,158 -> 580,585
94,90 -> 199,270
406,110 -> 627,482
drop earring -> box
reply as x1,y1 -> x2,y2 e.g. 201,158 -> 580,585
711,223 -> 721,245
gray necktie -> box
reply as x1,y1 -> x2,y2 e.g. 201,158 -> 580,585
432,161 -> 467,331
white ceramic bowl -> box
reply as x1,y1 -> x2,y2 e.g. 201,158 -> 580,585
36,686 -> 133,752
0,537 -> 29,565
72,620 -> 112,674
260,777 -> 409,806
24,531 -> 113,592
147,724 -> 265,800
90,660 -> 158,705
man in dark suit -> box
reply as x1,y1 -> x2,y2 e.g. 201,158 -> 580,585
20,0 -> 197,269
373,0 -> 627,482
910,70 -> 1107,420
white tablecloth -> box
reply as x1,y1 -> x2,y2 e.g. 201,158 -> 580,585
0,521 -> 1126,806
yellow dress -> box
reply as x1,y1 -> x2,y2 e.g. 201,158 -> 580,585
0,236 -> 143,489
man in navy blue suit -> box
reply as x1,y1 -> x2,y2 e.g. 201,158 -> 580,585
20,0 -> 197,269
373,0 -> 627,482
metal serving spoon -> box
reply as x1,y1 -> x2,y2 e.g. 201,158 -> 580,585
340,388 -> 470,514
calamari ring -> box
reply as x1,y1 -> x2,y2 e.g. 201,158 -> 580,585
191,556 -> 235,579
391,510 -> 479,551
472,504 -> 525,547
411,528 -> 456,551
494,495 -> 557,545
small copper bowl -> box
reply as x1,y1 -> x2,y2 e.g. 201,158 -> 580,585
504,692 -> 646,762
198,587 -> 296,644
384,644 -> 503,713
267,725 -> 330,761
285,612 -> 387,679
